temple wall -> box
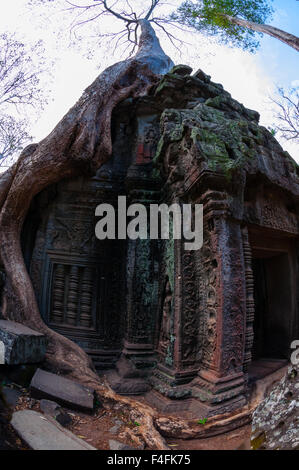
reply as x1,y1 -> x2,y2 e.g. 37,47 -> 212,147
17,66 -> 299,416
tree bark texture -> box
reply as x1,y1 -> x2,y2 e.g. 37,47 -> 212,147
225,14 -> 299,52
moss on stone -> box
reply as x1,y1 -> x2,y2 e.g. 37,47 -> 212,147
169,64 -> 193,76
154,65 -> 297,188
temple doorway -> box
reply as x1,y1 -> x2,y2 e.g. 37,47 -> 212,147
252,251 -> 291,361
248,228 -> 297,379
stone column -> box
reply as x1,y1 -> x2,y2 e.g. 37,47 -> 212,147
241,226 -> 255,372
191,189 -> 247,415
147,200 -> 201,412
108,154 -> 161,394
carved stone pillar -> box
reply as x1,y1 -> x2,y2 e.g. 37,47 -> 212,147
146,200 -> 201,412
108,110 -> 161,395
190,190 -> 247,416
241,226 -> 255,372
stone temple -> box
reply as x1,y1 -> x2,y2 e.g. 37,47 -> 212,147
15,65 -> 299,418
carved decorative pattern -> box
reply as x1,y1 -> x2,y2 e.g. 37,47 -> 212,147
49,216 -> 96,254
242,227 -> 255,371
51,264 -> 65,324
156,237 -> 175,367
200,222 -> 218,370
80,267 -> 93,328
222,308 -> 244,373
128,239 -> 155,343
26,105 -> 158,368
50,263 -> 98,329
181,250 -> 198,364
136,124 -> 159,164
157,279 -> 172,360
66,265 -> 79,325
261,203 -> 298,233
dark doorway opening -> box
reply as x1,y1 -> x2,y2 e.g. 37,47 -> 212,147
252,250 -> 291,361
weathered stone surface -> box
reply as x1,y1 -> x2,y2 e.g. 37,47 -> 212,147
251,364 -> 299,450
0,340 -> 4,364
170,64 -> 193,76
30,369 -> 94,412
11,410 -> 95,450
22,60 -> 299,421
107,370 -> 151,395
0,320 -> 47,365
40,399 -> 60,415
109,439 -> 137,451
40,399 -> 72,427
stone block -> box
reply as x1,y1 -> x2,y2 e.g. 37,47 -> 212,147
30,368 -> 94,412
109,439 -> 137,451
0,320 -> 47,365
11,410 -> 95,450
40,399 -> 72,427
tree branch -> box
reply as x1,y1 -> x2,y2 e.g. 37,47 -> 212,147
145,0 -> 160,20
102,0 -> 136,23
270,87 -> 299,141
224,14 -> 299,52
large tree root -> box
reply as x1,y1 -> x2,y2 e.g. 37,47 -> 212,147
0,18 -> 254,450
0,20 -> 172,450
155,409 -> 252,441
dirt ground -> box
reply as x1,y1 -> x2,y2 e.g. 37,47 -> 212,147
0,404 -> 29,450
0,383 -> 252,451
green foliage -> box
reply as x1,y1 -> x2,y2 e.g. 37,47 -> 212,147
267,126 -> 277,136
197,418 -> 208,424
172,0 -> 274,52
128,420 -> 141,426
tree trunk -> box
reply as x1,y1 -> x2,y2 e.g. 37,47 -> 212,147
224,14 -> 299,52
0,19 -> 173,449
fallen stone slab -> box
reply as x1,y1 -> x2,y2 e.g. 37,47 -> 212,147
30,369 -> 95,412
0,320 -> 47,365
11,410 -> 96,450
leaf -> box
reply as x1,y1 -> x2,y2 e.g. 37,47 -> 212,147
197,417 -> 208,425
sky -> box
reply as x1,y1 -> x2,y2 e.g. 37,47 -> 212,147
0,0 -> 298,164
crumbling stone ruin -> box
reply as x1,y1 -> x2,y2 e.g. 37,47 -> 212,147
5,64 -> 298,419
252,364 -> 299,449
